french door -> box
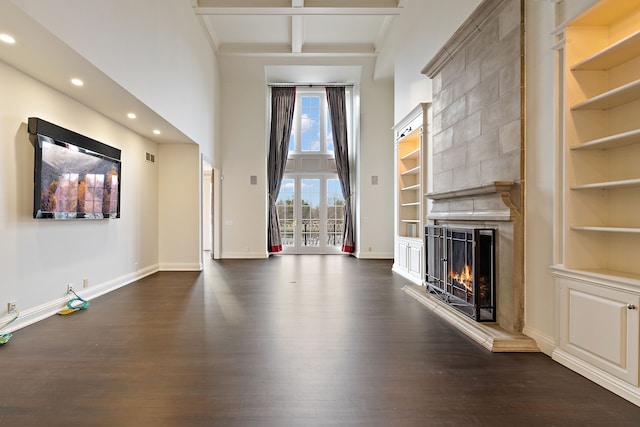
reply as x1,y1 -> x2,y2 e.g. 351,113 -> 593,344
276,175 -> 344,254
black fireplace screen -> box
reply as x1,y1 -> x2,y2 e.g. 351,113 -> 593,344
425,225 -> 496,322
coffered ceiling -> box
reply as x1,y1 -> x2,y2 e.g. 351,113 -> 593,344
191,0 -> 404,57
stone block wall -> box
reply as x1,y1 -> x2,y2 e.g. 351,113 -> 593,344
425,0 -> 523,194
422,0 -> 525,334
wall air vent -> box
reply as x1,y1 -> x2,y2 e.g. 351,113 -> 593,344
145,152 -> 155,163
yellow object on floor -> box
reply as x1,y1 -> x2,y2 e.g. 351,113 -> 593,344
56,307 -> 80,315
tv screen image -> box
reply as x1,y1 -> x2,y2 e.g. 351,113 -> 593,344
28,118 -> 122,219
37,136 -> 120,219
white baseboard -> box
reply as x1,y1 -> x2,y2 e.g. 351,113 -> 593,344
392,264 -> 422,285
553,348 -> 640,406
355,252 -> 393,259
221,252 -> 269,259
3,264 -> 159,334
159,262 -> 203,271
522,325 -> 556,356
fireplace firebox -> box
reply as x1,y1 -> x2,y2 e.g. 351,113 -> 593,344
425,225 -> 496,322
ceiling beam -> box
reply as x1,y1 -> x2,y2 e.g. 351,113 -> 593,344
194,7 -> 401,16
291,16 -> 304,53
216,43 -> 376,57
291,0 -> 304,53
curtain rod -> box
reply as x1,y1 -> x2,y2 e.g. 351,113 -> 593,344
268,83 -> 355,87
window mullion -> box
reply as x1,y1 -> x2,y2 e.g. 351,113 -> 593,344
320,94 -> 326,154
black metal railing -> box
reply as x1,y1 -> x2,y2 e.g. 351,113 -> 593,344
279,221 -> 343,247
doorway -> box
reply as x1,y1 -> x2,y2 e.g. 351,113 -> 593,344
202,158 -> 220,260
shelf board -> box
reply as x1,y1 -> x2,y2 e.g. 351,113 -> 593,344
401,184 -> 420,191
571,78 -> 640,110
571,178 -> 640,190
572,30 -> 640,71
401,165 -> 420,175
401,219 -> 420,223
552,265 -> 640,288
571,226 -> 640,234
398,235 -> 422,241
401,202 -> 420,207
572,128 -> 640,150
400,147 -> 420,160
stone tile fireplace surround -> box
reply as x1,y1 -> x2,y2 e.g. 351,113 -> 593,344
402,0 -> 538,352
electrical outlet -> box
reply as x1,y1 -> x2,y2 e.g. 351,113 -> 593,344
67,284 -> 74,294
83,278 -> 89,288
7,301 -> 16,314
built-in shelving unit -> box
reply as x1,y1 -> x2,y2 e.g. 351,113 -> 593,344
392,103 -> 430,285
562,0 -> 640,274
396,112 -> 424,239
553,0 -> 640,403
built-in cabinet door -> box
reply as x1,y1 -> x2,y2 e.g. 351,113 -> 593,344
557,276 -> 640,386
397,240 -> 409,271
408,244 -> 421,277
395,237 -> 422,283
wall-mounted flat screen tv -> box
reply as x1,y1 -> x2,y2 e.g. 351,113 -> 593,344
28,117 -> 121,219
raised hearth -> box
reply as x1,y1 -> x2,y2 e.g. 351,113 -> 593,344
403,284 -> 538,352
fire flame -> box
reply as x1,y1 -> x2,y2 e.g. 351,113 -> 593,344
449,264 -> 473,292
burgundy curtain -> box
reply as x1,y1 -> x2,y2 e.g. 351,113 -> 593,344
326,86 -> 355,253
267,87 -> 296,253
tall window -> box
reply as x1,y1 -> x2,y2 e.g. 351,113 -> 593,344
288,89 -> 335,155
276,87 -> 352,254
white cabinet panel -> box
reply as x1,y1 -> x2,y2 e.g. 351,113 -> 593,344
409,244 -> 421,277
394,237 -> 423,285
397,240 -> 409,271
558,275 -> 640,386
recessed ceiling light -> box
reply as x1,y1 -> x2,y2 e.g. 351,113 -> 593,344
71,78 -> 84,87
153,129 -> 161,135
0,34 -> 15,44
127,113 -> 137,119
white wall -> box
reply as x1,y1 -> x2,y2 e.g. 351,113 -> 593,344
11,0 -> 219,160
158,144 -> 202,270
523,0 -> 557,353
356,77 -> 395,258
218,57 -> 394,258
9,0 -> 222,272
380,0 -> 481,122
0,61 -> 159,330
219,69 -> 269,258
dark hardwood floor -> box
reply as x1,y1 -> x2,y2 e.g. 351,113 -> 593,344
1,255 -> 640,426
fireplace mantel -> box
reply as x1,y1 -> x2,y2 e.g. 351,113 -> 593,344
426,181 -> 520,222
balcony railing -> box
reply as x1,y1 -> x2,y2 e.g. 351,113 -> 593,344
279,221 -> 343,247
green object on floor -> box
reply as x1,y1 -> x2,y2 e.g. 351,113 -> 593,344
0,305 -> 19,345
0,333 -> 12,345
57,290 -> 89,315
